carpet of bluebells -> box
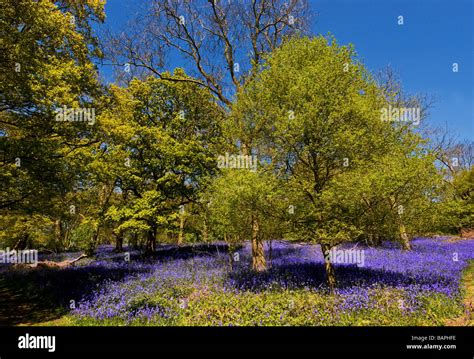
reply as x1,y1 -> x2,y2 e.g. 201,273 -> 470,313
2,238 -> 473,326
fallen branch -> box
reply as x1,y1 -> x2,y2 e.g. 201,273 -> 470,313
32,254 -> 88,269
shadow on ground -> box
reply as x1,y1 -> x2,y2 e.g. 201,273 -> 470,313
0,243 -> 230,326
229,261 -> 448,293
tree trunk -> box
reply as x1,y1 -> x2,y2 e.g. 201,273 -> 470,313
321,243 -> 337,292
268,239 -> 273,269
131,232 -> 139,249
145,226 -> 157,254
34,254 -> 88,269
396,207 -> 411,250
14,218 -> 30,250
399,223 -> 411,250
203,221 -> 209,242
86,229 -> 100,256
64,228 -> 71,249
177,216 -> 185,246
13,232 -> 29,250
390,196 -> 411,250
374,233 -> 381,246
54,219 -> 64,251
367,232 -> 373,245
115,232 -> 123,252
251,216 -> 266,272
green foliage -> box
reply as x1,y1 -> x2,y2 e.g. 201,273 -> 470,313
204,169 -> 288,244
233,35 -> 443,247
0,214 -> 53,249
69,218 -> 97,255
435,167 -> 474,234
1,0 -> 104,213
70,284 -> 464,327
96,72 -> 224,248
0,8 -> 469,260
0,1 -> 472,330
451,167 -> 474,230
1,0 -> 105,251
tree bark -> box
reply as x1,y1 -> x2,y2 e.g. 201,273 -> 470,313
203,221 -> 209,242
268,239 -> 273,269
251,216 -> 266,272
399,223 -> 411,250
13,233 -> 29,250
321,243 -> 337,292
145,226 -> 157,254
130,232 -> 139,249
390,196 -> 411,250
396,207 -> 411,250
33,254 -> 88,269
177,216 -> 185,246
54,219 -> 64,251
115,232 -> 123,252
14,218 -> 30,250
86,229 -> 100,256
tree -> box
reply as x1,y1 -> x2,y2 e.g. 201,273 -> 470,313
1,0 -> 104,215
233,36 -> 439,290
436,166 -> 474,235
427,131 -> 474,235
101,0 -> 311,105
0,0 -> 106,253
97,71 -> 223,254
204,169 -> 288,271
328,144 -> 441,250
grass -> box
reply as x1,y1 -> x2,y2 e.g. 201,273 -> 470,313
2,242 -> 473,327
445,261 -> 474,326
64,288 -> 464,326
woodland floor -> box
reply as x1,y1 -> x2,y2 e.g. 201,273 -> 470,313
1,238 -> 473,326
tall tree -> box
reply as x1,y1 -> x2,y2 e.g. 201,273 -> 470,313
233,36 -> 438,290
204,169 -> 288,271
98,71 -> 223,254
101,0 -> 311,105
1,0 -> 105,214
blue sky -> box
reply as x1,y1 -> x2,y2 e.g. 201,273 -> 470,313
98,0 -> 473,141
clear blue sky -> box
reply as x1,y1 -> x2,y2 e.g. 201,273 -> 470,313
98,0 -> 473,141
